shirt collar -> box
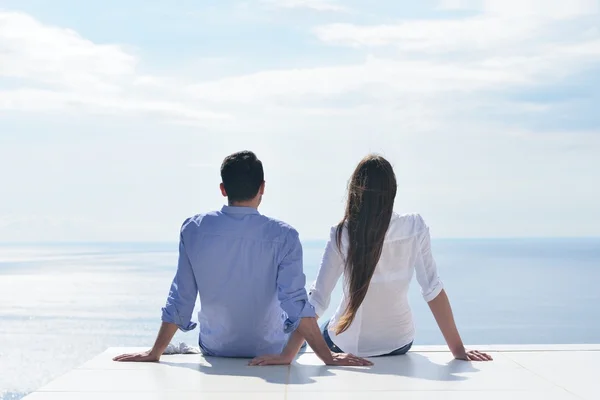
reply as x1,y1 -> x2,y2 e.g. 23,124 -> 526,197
221,205 -> 260,215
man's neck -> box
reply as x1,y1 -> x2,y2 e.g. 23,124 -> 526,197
228,200 -> 258,209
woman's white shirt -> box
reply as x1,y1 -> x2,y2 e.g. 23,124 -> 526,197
308,213 -> 443,357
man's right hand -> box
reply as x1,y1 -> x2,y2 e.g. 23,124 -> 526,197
113,350 -> 160,363
326,352 -> 373,366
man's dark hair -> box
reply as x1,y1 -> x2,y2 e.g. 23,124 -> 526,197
220,151 -> 264,203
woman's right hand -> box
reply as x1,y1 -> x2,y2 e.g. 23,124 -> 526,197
327,352 -> 373,366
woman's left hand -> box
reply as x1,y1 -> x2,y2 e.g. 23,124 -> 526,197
454,349 -> 493,361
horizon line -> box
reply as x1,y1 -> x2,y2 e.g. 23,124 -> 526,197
1,236 -> 599,246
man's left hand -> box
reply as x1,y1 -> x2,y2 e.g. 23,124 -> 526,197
248,354 -> 293,366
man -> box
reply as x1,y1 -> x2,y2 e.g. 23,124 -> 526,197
114,151 -> 372,367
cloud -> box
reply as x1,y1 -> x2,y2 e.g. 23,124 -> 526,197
260,0 -> 350,13
299,0 -> 600,121
1,3 -> 600,241
184,41 -> 599,117
4,4 -> 598,126
0,12 -> 134,91
313,18 -> 538,51
437,0 -> 598,17
436,0 -> 479,10
187,55 -> 531,105
0,11 -> 229,123
170,0 -> 597,114
314,1 -> 600,51
483,0 -> 598,18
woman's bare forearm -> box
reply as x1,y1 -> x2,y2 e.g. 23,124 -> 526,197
427,289 -> 466,357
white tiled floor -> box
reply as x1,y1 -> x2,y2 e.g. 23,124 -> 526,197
23,346 -> 600,399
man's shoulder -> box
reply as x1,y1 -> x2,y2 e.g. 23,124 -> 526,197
179,211 -> 299,241
259,214 -> 299,240
179,211 -> 220,231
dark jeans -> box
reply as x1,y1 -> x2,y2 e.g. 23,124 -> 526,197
322,321 -> 413,356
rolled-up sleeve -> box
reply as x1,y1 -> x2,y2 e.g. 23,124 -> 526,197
276,229 -> 316,333
161,221 -> 198,332
308,226 -> 344,317
415,216 -> 444,302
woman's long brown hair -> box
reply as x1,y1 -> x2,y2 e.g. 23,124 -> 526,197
334,154 -> 397,335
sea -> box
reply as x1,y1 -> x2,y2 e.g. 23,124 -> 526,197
1,238 -> 600,399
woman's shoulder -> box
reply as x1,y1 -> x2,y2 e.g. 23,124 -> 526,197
327,213 -> 430,242
387,212 -> 429,240
327,222 -> 346,240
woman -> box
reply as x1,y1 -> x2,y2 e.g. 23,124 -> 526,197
308,154 -> 492,361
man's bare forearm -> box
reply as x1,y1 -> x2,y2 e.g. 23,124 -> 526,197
280,313 -> 322,361
149,322 -> 179,359
280,330 -> 306,362
294,317 -> 334,364
427,289 -> 466,357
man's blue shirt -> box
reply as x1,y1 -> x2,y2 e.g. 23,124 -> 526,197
161,205 -> 315,357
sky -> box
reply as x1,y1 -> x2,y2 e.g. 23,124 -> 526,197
0,0 -> 599,241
